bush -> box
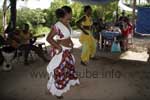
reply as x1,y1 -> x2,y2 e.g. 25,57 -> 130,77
16,8 -> 49,36
31,25 -> 50,36
138,4 -> 150,7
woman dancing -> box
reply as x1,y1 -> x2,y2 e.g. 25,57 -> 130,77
76,5 -> 97,66
46,6 -> 79,99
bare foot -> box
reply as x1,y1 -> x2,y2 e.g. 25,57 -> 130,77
80,61 -> 87,66
45,90 -> 51,95
56,96 -> 64,99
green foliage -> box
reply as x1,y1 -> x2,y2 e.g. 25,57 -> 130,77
45,0 -> 69,25
0,9 -> 10,34
17,8 -> 47,27
70,2 -> 83,27
16,8 -> 49,35
104,1 -> 118,21
0,0 -> 120,35
138,4 -> 150,7
31,25 -> 50,36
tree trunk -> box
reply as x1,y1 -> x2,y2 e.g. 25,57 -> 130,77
2,0 -> 7,33
130,0 -> 132,6
147,0 -> 150,3
5,0 -> 17,33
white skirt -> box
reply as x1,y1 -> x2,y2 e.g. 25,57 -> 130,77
47,46 -> 79,96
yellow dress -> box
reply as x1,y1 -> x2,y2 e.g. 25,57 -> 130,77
79,15 -> 96,62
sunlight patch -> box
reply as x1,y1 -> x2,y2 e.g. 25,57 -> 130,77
120,51 -> 149,62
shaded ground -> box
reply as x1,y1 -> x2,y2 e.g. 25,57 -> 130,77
0,34 -> 150,100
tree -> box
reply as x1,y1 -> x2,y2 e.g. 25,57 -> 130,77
17,8 -> 47,27
147,0 -> 150,3
70,2 -> 83,27
45,0 -> 70,25
4,0 -> 33,33
2,0 -> 7,32
2,0 -> 11,33
5,0 -> 17,33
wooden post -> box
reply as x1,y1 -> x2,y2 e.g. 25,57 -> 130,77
132,0 -> 136,35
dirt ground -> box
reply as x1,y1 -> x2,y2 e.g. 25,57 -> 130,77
0,35 -> 150,100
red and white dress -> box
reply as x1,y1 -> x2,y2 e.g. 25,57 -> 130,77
47,21 -> 80,96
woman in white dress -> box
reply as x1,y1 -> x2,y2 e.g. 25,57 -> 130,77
46,6 -> 80,99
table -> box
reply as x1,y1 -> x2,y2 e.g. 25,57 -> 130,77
99,31 -> 121,49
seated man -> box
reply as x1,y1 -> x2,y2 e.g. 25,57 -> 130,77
18,23 -> 49,65
9,24 -> 49,65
